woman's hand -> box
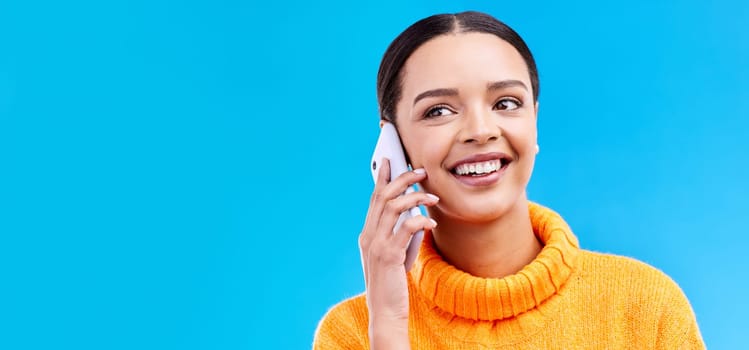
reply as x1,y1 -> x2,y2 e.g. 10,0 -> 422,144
359,158 -> 439,350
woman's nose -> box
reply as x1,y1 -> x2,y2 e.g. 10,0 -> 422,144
459,108 -> 501,144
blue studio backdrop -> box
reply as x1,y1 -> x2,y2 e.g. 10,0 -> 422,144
1,0 -> 747,349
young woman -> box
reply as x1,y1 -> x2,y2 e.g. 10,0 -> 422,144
314,11 -> 704,349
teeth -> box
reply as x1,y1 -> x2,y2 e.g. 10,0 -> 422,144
454,160 -> 502,176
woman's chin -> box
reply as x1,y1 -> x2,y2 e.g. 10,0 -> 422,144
434,196 -> 519,224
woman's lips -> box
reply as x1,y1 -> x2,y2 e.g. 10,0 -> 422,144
448,152 -> 512,170
451,161 -> 510,187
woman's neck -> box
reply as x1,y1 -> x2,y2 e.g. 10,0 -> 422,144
428,199 -> 542,278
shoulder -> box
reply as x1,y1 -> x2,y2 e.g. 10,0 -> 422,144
312,293 -> 369,350
576,250 -> 691,307
576,250 -> 705,348
577,250 -> 685,297
578,250 -> 672,282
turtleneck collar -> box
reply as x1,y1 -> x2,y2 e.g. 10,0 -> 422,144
409,201 -> 580,321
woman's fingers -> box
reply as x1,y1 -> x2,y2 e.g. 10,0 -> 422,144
362,158 -> 394,238
369,159 -> 427,209
367,214 -> 436,271
361,199 -> 436,285
376,191 -> 438,238
368,194 -> 439,268
359,158 -> 437,287
392,215 -> 436,249
361,159 -> 428,250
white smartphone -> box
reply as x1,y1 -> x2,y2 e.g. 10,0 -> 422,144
370,122 -> 425,271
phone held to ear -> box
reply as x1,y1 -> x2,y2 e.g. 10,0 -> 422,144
370,122 -> 425,271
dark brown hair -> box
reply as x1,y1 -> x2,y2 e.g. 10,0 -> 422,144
376,11 -> 539,124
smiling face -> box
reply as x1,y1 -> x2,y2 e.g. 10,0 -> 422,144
395,32 -> 538,223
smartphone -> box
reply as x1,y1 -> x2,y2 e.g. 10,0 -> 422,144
370,122 -> 425,271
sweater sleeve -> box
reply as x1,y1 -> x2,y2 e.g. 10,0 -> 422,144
312,296 -> 369,350
654,274 -> 706,350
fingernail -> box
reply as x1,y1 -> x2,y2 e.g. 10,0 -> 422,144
413,168 -> 426,175
426,193 -> 439,201
429,218 -> 438,227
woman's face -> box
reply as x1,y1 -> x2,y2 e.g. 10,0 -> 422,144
395,32 -> 538,223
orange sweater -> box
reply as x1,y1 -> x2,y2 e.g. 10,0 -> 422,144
313,202 -> 705,349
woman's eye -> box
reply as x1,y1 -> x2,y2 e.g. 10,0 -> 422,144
494,98 -> 522,111
425,106 -> 454,118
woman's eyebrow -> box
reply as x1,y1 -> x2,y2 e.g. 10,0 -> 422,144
487,80 -> 528,92
413,81 -> 527,106
413,88 -> 459,106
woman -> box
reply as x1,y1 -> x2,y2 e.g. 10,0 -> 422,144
314,11 -> 704,349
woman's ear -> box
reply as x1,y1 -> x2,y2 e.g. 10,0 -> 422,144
379,120 -> 386,128
534,101 -> 539,118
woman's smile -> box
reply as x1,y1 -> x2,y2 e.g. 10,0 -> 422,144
448,152 -> 513,187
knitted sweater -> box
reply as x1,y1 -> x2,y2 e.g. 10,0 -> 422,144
313,202 -> 705,349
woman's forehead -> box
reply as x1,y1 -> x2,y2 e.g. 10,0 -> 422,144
400,32 -> 531,96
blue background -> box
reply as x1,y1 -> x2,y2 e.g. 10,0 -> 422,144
1,0 -> 746,348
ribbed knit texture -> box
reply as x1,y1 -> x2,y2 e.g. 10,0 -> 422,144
313,202 -> 705,349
